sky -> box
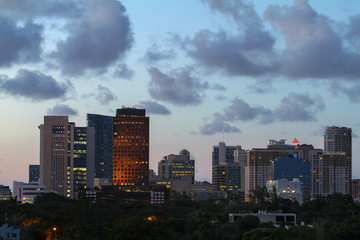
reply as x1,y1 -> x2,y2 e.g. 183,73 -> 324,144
1,0 -> 360,188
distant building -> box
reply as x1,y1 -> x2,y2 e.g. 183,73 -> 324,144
324,126 -> 352,194
12,181 -> 47,203
266,179 -> 303,204
212,142 -> 245,193
87,113 -> 114,182
229,211 -> 296,226
271,154 -> 310,202
322,153 -> 350,195
0,224 -> 20,240
158,149 -> 195,183
191,181 -> 212,201
39,116 -> 94,198
28,165 -> 40,183
352,179 -> 360,201
149,169 -> 157,181
0,185 -> 11,201
112,108 -> 149,189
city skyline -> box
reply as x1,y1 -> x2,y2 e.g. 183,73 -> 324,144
0,0 -> 360,188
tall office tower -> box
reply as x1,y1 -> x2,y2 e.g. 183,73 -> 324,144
29,165 -> 40,183
324,126 -> 352,194
212,142 -> 244,192
40,116 -> 94,198
87,114 -> 113,181
158,149 -> 195,183
72,127 -> 95,198
112,108 -> 149,189
245,139 -> 302,201
40,116 -> 69,196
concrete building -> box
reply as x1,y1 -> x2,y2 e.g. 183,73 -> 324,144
12,181 -> 47,203
28,165 -> 40,183
158,149 -> 195,183
0,224 -> 20,240
352,179 -> 360,201
212,142 -> 245,193
229,211 -> 296,226
322,153 -> 350,195
0,185 -> 11,201
324,126 -> 352,194
39,116 -> 94,198
266,179 -> 303,204
112,108 -> 149,189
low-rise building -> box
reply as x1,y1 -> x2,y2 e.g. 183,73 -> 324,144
12,181 -> 47,203
229,211 -> 296,226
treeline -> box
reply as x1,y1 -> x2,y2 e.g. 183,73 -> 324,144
0,190 -> 360,240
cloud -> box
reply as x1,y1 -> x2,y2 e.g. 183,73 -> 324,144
0,69 -> 70,101
264,0 -> 360,79
353,133 -> 358,138
47,104 -> 78,116
113,63 -> 134,79
51,0 -> 133,76
143,42 -> 176,64
96,85 -> 117,105
0,15 -> 43,67
188,0 -> 276,77
198,92 -> 326,134
0,0 -> 82,19
247,79 -> 275,94
138,101 -> 171,115
189,0 -> 360,81
274,93 -> 325,122
220,98 -> 273,123
199,120 -> 241,135
148,67 -> 209,106
329,81 -> 360,102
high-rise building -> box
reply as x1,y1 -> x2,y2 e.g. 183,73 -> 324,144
271,154 -> 311,202
158,149 -> 195,183
212,142 -> 245,192
112,108 -> 149,189
322,153 -> 350,195
0,185 -> 11,201
324,126 -> 352,194
266,179 -> 303,204
87,114 -> 113,181
29,165 -> 40,183
40,116 -> 94,198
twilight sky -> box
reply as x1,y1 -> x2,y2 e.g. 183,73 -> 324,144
1,0 -> 360,188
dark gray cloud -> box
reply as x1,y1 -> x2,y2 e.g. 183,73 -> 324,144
51,0 -> 133,76
189,0 -> 276,77
330,81 -> 360,102
199,92 -> 326,134
199,120 -> 241,135
0,0 -> 82,19
47,104 -> 78,116
96,85 -> 117,105
0,69 -> 70,101
138,101 -> 171,115
113,64 -> 134,79
220,98 -> 273,123
189,0 -> 360,81
264,0 -> 360,79
274,93 -> 325,122
148,67 -> 209,106
0,15 -> 43,67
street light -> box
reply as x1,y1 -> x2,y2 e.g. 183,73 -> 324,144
53,227 -> 57,240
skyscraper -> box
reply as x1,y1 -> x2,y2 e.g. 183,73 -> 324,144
324,126 -> 352,194
112,108 -> 149,189
87,114 -> 113,181
40,116 -> 94,198
212,142 -> 245,192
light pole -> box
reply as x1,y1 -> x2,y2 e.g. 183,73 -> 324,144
53,227 -> 57,240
